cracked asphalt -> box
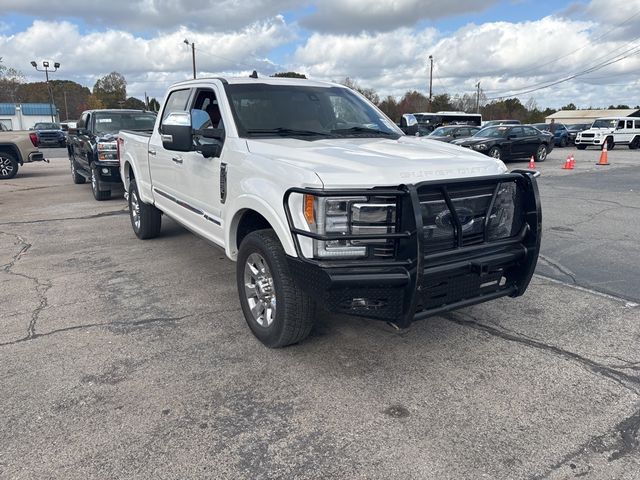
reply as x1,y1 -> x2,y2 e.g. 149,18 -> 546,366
1,146 -> 639,479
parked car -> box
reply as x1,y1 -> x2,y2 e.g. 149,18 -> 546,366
426,125 -> 481,143
451,124 -> 553,161
565,123 -> 592,145
31,122 -> 66,147
531,122 -> 570,147
0,128 -> 46,179
482,120 -> 521,127
118,76 -> 542,347
67,109 -> 157,200
575,117 -> 640,150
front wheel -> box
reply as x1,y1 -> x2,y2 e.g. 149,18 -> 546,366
128,179 -> 162,239
603,137 -> 614,150
488,146 -> 501,159
91,165 -> 111,201
0,152 -> 19,179
535,144 -> 548,162
237,230 -> 315,348
70,157 -> 85,184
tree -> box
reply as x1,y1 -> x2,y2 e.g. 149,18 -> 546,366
339,77 -> 380,105
398,90 -> 429,114
271,72 -> 307,79
378,95 -> 401,122
123,96 -> 145,109
561,103 -> 577,111
0,57 -> 24,103
431,93 -> 455,112
148,97 -> 160,112
93,71 -> 127,108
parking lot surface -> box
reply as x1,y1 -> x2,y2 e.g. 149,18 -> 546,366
1,146 -> 639,479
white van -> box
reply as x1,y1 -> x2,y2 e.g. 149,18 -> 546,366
575,117 -> 640,150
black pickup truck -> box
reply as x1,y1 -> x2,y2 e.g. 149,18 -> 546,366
68,109 -> 156,200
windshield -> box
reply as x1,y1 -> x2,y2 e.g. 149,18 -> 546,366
34,123 -> 60,130
226,83 -> 402,140
430,126 -> 456,136
93,112 -> 157,134
591,119 -> 617,129
474,126 -> 509,138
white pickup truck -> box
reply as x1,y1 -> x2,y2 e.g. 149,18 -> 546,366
118,76 -> 541,347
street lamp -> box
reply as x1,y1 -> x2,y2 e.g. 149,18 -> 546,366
184,39 -> 196,79
30,60 -> 60,122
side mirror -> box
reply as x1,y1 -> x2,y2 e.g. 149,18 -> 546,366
161,112 -> 192,151
400,114 -> 418,135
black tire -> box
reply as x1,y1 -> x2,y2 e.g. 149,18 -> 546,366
576,144 -> 587,150
128,179 -> 162,239
603,137 -> 614,150
69,156 -> 85,184
90,164 -> 111,201
629,137 -> 639,150
487,146 -> 501,160
535,144 -> 548,162
0,151 -> 19,179
559,136 -> 568,148
237,230 -> 315,348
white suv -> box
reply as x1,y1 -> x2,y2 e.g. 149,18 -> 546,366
575,117 -> 640,150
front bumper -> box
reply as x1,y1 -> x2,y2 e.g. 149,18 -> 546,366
284,172 -> 541,327
575,137 -> 604,146
95,160 -> 123,185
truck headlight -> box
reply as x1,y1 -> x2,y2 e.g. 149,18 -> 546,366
303,195 -> 396,259
487,183 -> 521,240
97,141 -> 118,160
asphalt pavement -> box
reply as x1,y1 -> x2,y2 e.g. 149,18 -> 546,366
0,146 -> 639,479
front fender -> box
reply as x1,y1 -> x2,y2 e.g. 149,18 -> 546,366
225,194 -> 297,260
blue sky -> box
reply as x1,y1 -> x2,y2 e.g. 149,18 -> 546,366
1,0 -> 639,108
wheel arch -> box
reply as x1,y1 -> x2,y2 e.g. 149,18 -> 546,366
226,196 -> 296,261
0,144 -> 23,165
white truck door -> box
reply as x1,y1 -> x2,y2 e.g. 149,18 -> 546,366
148,88 -> 193,220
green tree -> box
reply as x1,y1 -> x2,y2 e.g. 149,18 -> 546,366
123,96 -> 145,109
271,71 -> 307,79
148,97 -> 160,112
0,57 -> 24,102
561,103 -> 577,110
378,95 -> 400,122
93,71 -> 127,108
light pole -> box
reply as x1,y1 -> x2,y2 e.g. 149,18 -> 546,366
428,55 -> 433,112
30,60 -> 60,122
184,39 -> 196,79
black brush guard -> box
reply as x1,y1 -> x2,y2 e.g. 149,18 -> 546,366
283,172 -> 541,327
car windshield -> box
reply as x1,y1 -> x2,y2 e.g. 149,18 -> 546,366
430,127 -> 457,136
226,83 -> 402,140
474,126 -> 509,138
533,124 -> 549,131
567,124 -> 588,131
592,119 -> 617,128
34,123 -> 60,130
93,112 -> 157,134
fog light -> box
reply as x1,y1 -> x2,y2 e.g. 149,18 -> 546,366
102,168 -> 109,174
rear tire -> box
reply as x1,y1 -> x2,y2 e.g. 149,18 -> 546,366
91,164 -> 111,201
535,144 -> 548,162
128,179 -> 162,239
629,137 -> 639,150
237,230 -> 315,348
0,152 -> 19,179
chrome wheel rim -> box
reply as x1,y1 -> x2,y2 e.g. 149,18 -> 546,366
490,148 -> 501,159
130,190 -> 141,230
537,146 -> 547,161
0,157 -> 14,177
243,253 -> 276,327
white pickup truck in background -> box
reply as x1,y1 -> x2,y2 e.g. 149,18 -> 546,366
118,76 -> 542,347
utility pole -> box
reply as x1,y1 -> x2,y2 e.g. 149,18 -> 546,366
184,39 -> 196,79
30,60 -> 60,122
476,81 -> 481,113
428,55 -> 433,112
63,90 -> 69,121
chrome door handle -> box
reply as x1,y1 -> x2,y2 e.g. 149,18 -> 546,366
148,149 -> 156,156
171,156 -> 183,164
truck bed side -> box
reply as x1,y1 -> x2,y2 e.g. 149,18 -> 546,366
119,130 -> 154,203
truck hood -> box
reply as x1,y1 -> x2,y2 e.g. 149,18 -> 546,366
246,136 -> 507,188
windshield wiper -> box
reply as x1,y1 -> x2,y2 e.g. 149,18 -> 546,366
331,126 -> 397,137
246,128 -> 334,138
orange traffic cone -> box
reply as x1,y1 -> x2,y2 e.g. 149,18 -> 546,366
569,154 -> 575,168
562,156 -> 573,170
528,155 -> 535,169
597,143 -> 609,166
